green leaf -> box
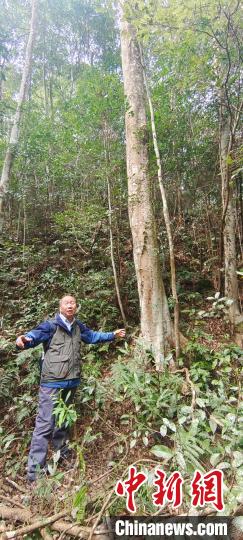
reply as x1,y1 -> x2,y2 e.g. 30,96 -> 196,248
196,397 -> 205,408
53,450 -> 61,464
163,418 -> 176,432
176,451 -> 186,470
209,416 -> 217,434
180,406 -> 192,415
4,437 -> 17,450
58,410 -> 65,427
54,472 -> 64,481
73,485 -> 87,523
160,425 -> 167,437
232,452 -> 243,468
178,416 -> 187,425
217,462 -> 231,470
210,453 -> 221,467
226,413 -> 236,423
130,439 -> 137,449
150,445 -> 173,460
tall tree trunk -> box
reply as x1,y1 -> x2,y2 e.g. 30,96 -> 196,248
0,0 -> 38,233
219,92 -> 240,327
120,9 -> 173,369
139,46 -> 180,359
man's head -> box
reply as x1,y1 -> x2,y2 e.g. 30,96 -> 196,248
59,295 -> 77,321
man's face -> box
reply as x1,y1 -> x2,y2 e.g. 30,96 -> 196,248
60,296 -> 77,320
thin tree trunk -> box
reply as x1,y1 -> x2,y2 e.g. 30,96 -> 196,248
70,65 -> 74,98
219,92 -> 240,327
43,40 -> 49,116
16,204 -> 21,242
239,173 -> 243,238
120,6 -> 173,369
0,0 -> 38,233
107,175 -> 127,326
103,123 -> 127,326
0,62 -> 4,130
205,202 -> 214,257
49,72 -> 54,118
139,46 -> 180,359
22,193 -> 27,266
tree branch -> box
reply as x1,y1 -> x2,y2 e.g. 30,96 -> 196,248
0,510 -> 68,539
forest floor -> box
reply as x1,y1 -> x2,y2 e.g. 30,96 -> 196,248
0,237 -> 242,538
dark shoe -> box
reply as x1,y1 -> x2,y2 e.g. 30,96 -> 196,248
55,446 -> 75,462
27,464 -> 49,483
27,476 -> 36,483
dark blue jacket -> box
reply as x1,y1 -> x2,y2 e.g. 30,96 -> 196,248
17,314 -> 115,349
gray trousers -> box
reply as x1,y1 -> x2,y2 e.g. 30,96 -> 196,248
27,386 -> 76,481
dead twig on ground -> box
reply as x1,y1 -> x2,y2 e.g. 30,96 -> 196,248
87,490 -> 114,540
58,521 -> 80,540
0,496 -> 25,510
4,479 -> 25,494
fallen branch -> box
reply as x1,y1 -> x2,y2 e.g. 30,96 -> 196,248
52,520 -> 110,539
0,496 -> 26,510
51,520 -> 89,538
40,528 -> 53,540
58,522 -> 77,540
0,510 -> 67,539
0,505 -> 32,523
0,509 -> 110,540
87,491 -> 114,540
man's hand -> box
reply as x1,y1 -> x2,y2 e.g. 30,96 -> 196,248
16,335 -> 33,349
114,329 -> 126,339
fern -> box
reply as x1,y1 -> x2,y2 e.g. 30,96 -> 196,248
174,426 -> 206,473
0,368 -> 17,399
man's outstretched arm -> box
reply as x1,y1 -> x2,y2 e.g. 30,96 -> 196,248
77,322 -> 126,344
16,321 -> 54,349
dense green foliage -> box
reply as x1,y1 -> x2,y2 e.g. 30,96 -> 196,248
0,0 -> 242,526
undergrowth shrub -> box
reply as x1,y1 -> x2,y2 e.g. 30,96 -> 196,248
107,340 -> 242,512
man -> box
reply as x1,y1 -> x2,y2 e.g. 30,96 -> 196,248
16,295 -> 125,482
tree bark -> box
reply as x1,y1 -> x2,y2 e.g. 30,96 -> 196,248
120,7 -> 173,369
219,91 -> 240,327
0,0 -> 38,232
